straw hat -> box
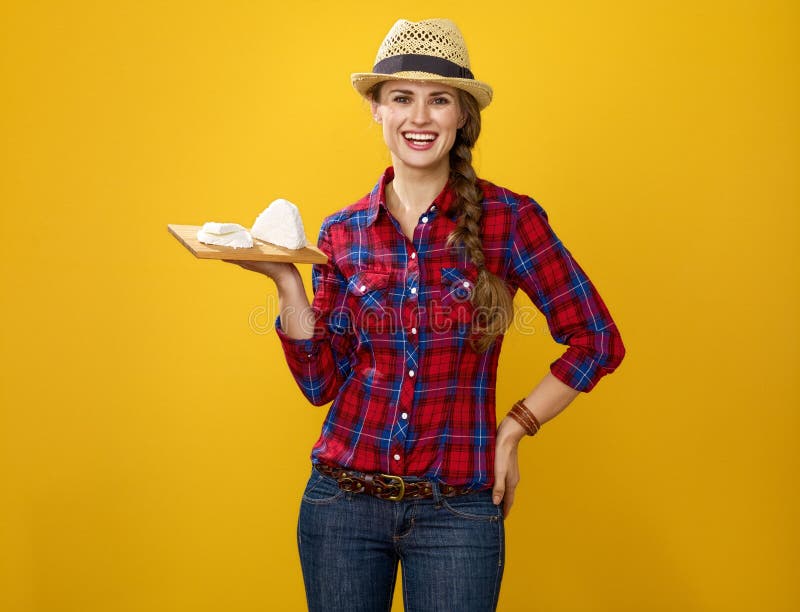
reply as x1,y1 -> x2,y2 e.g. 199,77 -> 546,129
351,18 -> 493,110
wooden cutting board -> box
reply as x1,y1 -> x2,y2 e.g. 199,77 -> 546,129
167,224 -> 327,264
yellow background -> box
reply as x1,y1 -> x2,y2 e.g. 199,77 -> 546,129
1,1 -> 797,610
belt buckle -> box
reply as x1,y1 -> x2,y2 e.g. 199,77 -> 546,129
379,473 -> 405,501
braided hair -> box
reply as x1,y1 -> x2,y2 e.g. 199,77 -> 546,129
445,90 -> 514,352
368,84 -> 514,352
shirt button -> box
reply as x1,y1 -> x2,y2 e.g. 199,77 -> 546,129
421,216 -> 428,224
463,281 -> 470,288
408,369 -> 415,377
411,327 -> 417,335
393,454 -> 401,461
431,205 -> 437,211
401,412 -> 408,420
410,252 -> 416,260
410,287 -> 417,295
360,285 -> 367,292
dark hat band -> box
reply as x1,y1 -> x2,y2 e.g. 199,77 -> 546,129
372,54 -> 475,80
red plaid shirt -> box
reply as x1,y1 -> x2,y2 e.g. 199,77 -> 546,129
276,167 -> 625,489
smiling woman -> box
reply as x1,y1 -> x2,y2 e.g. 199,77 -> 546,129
370,82 -> 464,171
225,16 -> 626,612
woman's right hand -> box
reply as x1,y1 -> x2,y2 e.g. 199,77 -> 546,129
222,259 -> 299,284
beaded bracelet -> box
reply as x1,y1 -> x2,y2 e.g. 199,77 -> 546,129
507,399 -> 542,436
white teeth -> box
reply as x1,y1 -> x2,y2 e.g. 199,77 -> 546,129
404,133 -> 436,141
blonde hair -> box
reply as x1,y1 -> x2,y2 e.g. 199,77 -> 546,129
368,84 -> 514,352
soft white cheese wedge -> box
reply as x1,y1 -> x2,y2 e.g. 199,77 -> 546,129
196,222 -> 253,249
251,199 -> 308,250
200,222 -> 248,236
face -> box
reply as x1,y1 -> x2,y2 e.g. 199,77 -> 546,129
371,80 -> 466,175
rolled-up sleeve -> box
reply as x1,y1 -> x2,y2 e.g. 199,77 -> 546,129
509,197 -> 626,392
275,225 -> 355,405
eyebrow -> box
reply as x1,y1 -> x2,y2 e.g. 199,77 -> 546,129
387,89 -> 455,97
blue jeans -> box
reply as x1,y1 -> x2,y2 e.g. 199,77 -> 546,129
297,466 -> 505,611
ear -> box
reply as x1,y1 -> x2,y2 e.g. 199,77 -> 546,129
458,113 -> 467,129
370,99 -> 380,121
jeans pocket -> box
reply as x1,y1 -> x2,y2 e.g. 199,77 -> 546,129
440,490 -> 503,522
302,468 -> 346,505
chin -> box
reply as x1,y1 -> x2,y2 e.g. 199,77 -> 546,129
395,153 -> 450,172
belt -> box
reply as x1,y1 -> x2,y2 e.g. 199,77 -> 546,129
314,463 -> 473,502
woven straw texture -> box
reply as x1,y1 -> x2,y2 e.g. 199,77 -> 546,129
351,18 -> 493,110
374,19 -> 471,68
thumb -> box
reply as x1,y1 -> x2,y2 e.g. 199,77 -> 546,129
492,474 -> 505,506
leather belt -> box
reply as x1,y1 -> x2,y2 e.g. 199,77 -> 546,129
314,463 -> 473,501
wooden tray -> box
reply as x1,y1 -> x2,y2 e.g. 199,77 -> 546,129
167,224 -> 327,264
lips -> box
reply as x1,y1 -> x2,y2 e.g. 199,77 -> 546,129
403,131 -> 438,150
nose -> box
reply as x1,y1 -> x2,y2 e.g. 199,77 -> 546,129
410,99 -> 431,125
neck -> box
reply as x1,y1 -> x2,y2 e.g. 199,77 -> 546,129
388,157 -> 451,213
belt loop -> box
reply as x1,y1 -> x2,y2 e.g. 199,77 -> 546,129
431,481 -> 443,509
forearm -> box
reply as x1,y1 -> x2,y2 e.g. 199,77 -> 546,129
500,372 -> 581,443
274,267 -> 315,340
523,371 -> 580,426
493,372 -> 582,514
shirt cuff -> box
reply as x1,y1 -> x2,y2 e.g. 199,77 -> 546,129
275,315 -> 322,364
549,351 -> 601,393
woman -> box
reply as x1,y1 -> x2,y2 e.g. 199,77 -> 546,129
228,18 -> 625,612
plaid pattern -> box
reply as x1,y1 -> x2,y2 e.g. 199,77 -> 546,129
276,167 -> 625,489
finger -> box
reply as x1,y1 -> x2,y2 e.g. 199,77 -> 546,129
492,475 -> 505,506
223,259 -> 253,271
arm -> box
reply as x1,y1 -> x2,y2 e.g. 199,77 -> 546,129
225,228 -> 356,405
493,372 -> 579,516
493,196 -> 626,517
225,261 -> 315,339
509,197 -> 626,392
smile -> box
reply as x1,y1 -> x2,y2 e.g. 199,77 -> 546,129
403,131 -> 438,150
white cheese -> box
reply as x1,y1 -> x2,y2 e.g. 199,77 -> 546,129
196,222 -> 253,248
251,199 -> 308,250
200,222 -> 248,236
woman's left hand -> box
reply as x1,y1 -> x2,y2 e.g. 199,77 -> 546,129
492,417 -> 527,518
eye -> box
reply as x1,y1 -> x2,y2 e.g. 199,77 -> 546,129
392,95 -> 411,104
431,97 -> 451,105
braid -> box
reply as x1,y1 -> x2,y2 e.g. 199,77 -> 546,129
447,91 -> 514,353
447,139 -> 485,268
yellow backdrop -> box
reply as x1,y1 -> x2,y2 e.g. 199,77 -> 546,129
1,1 -> 797,610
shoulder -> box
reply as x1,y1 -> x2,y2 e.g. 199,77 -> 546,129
320,194 -> 370,231
476,177 -> 550,223
315,190 -> 375,249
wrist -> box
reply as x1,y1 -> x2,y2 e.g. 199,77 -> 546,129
498,416 -> 527,444
505,398 -> 542,437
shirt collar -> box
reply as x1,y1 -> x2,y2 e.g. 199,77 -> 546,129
366,166 -> 459,226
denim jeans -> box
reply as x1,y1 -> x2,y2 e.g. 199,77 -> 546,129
297,465 -> 505,612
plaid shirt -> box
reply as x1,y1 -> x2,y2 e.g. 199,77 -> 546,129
276,167 -> 625,489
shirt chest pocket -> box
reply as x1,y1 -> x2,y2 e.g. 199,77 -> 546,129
346,269 -> 391,331
440,267 -> 475,307
433,267 -> 477,329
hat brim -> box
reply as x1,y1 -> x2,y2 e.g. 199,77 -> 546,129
351,71 -> 493,110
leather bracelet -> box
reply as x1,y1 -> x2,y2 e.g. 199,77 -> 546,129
507,399 -> 541,436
